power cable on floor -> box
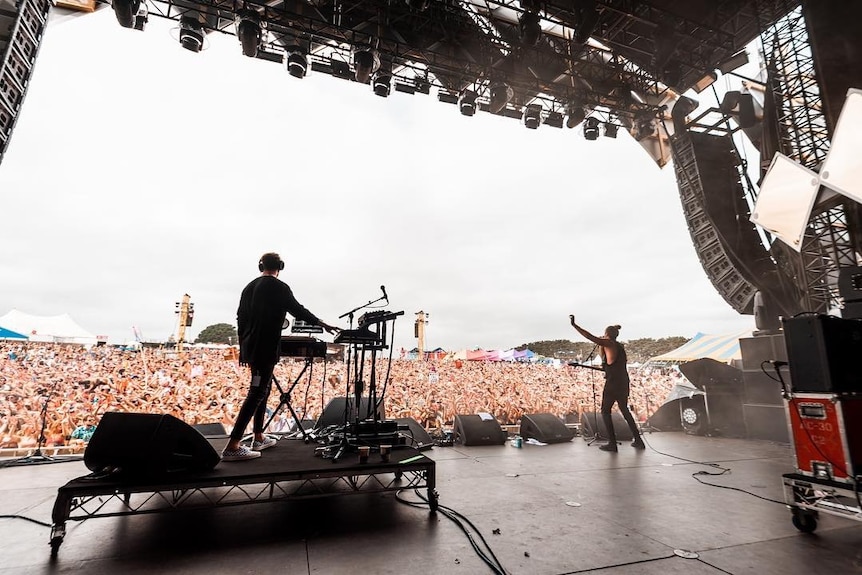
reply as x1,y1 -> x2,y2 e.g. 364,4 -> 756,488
640,434 -> 786,506
0,514 -> 52,527
396,489 -> 507,575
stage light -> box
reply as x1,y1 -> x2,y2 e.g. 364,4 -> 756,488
373,72 -> 392,97
583,116 -> 599,140
437,90 -> 458,104
179,17 -> 205,53
404,0 -> 429,10
672,95 -> 699,133
488,81 -> 513,114
544,111 -> 564,128
523,104 -> 542,129
352,46 -> 380,83
635,117 -> 656,140
133,3 -> 148,31
604,122 -> 618,138
692,71 -> 717,93
329,59 -> 352,80
458,89 -> 477,116
718,49 -> 749,75
236,10 -> 261,58
284,48 -> 307,78
519,12 -> 542,45
566,106 -> 585,128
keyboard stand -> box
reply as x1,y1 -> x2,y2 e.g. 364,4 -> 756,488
263,357 -> 314,441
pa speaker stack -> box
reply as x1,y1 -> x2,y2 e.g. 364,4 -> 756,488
453,414 -> 507,446
519,413 -> 574,443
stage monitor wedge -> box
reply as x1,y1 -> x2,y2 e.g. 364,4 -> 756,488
453,414 -> 506,446
519,413 -> 574,443
85,412 -> 221,476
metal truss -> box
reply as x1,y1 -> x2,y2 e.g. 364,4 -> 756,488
102,0 -> 796,126
759,2 -> 858,313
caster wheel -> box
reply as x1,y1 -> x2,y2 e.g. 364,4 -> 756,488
792,513 -> 817,533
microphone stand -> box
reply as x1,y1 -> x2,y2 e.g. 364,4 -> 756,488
2,380 -> 81,468
581,344 -> 605,446
330,291 -> 387,462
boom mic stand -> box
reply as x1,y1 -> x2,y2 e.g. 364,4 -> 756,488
328,289 -> 387,462
580,344 -> 607,446
2,381 -> 81,468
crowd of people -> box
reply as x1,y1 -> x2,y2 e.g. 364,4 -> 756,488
0,341 -> 686,450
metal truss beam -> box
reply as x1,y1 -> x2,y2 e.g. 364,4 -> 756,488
759,2 -> 858,313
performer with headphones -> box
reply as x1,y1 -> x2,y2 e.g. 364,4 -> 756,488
569,315 -> 645,452
222,252 -> 339,462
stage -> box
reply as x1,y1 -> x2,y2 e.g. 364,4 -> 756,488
1,432 -> 861,574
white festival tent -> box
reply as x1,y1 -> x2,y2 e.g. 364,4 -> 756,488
0,309 -> 98,345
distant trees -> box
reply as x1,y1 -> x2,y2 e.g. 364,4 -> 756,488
194,323 -> 238,345
519,336 -> 687,363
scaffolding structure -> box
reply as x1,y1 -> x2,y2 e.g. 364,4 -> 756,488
759,3 -> 858,312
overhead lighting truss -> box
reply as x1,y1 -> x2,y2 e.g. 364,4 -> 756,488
106,0 -> 796,129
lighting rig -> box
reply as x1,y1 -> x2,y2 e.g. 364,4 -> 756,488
102,0 -> 746,143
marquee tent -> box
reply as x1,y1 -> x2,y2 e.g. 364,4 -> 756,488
0,325 -> 28,340
645,330 -> 752,367
0,309 -> 98,345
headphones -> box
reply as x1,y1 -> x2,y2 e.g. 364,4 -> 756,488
258,253 -> 285,272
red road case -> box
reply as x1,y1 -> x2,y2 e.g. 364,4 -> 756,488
785,393 -> 862,483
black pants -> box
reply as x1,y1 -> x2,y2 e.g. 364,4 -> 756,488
600,383 -> 641,444
229,363 -> 276,442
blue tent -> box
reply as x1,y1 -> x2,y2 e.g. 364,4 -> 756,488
0,325 -> 28,340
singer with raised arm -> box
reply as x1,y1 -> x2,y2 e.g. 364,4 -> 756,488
569,315 -> 644,452
221,252 -> 339,462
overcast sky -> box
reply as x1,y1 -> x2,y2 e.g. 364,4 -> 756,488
0,9 -> 756,350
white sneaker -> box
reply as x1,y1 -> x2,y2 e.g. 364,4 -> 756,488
221,445 -> 261,461
250,436 -> 277,451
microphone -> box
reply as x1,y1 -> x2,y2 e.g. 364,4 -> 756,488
380,285 -> 388,301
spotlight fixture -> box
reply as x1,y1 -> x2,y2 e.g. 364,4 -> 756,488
692,71 -> 718,93
352,45 -> 380,84
236,10 -> 261,58
523,104 -> 542,129
372,72 -> 392,97
133,3 -> 148,31
566,106 -> 585,129
583,116 -> 600,140
458,89 -> 477,116
488,81 -> 513,114
543,111 -> 564,128
404,0 -> 429,10
179,16 -> 205,53
437,90 -> 459,104
112,0 -> 140,29
604,122 -> 618,138
519,11 -> 542,45
415,80 -> 431,94
284,47 -> 307,78
635,117 -> 656,140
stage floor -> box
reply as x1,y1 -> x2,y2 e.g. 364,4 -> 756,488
1,431 -> 861,574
